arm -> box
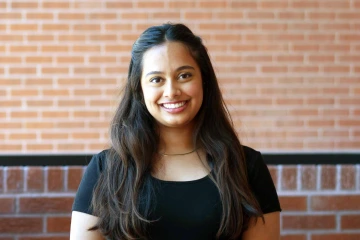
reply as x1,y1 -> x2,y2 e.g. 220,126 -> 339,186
70,211 -> 105,240
71,151 -> 107,239
242,147 -> 282,239
242,212 -> 280,240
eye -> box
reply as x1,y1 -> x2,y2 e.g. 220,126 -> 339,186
179,73 -> 192,80
150,77 -> 162,83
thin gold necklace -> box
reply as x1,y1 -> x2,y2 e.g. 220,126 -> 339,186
158,148 -> 198,156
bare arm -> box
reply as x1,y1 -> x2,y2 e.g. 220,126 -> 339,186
242,211 -> 280,240
70,211 -> 105,240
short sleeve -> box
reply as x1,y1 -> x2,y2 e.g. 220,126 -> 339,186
72,150 -> 106,215
245,147 -> 282,214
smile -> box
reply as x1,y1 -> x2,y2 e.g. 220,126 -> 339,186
162,101 -> 187,109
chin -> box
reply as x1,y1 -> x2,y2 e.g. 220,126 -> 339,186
155,119 -> 188,128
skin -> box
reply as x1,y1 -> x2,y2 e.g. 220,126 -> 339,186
140,41 -> 208,180
70,40 -> 280,240
70,211 -> 104,240
140,41 -> 203,153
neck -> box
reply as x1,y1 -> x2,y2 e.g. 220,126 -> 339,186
158,124 -> 195,154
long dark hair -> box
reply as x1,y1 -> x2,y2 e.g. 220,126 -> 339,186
90,23 -> 263,239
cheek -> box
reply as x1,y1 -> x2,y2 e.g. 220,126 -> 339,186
186,82 -> 203,100
143,88 -> 161,105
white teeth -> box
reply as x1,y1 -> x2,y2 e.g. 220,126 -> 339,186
162,101 -> 186,109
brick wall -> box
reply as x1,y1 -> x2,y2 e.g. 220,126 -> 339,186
1,0 -> 359,239
0,165 -> 359,239
1,0 -> 359,152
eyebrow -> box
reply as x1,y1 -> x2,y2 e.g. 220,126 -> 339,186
145,65 -> 195,77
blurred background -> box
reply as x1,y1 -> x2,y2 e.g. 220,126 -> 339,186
0,0 -> 359,239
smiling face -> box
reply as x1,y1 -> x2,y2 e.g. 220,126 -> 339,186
140,41 -> 203,129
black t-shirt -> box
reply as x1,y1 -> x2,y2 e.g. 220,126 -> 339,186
72,145 -> 281,240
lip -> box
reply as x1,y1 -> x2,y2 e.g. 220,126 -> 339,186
159,100 -> 187,105
160,100 -> 188,113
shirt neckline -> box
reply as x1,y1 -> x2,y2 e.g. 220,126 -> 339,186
150,170 -> 213,184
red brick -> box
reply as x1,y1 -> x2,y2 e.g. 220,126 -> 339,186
150,11 -> 181,19
184,12 -> 213,20
199,23 -> 227,30
260,1 -> 288,9
47,216 -> 71,232
301,166 -> 317,190
47,167 -> 64,191
341,215 -> 360,229
19,197 -> 74,213
309,55 -> 335,63
58,13 -> 85,20
0,198 -> 15,213
27,35 -> 54,42
11,2 -> 38,8
230,1 -> 257,8
321,44 -> 350,52
168,0 -> 196,8
291,109 -> 318,116
281,166 -> 297,190
312,234 -> 360,240
281,235 -> 306,240
309,120 -> 335,127
282,215 -> 336,230
261,66 -> 288,73
247,11 -> 275,19
26,167 -> 44,192
137,1 -> 164,8
67,167 -> 83,191
6,167 -> 24,193
321,166 -> 336,189
260,23 -> 287,30
43,2 -> 69,8
320,1 -> 350,8
19,238 -> 68,240
341,166 -> 356,190
74,67 -> 100,74
229,23 -> 257,30
292,1 -> 319,8
106,2 -> 133,8
291,66 -> 319,73
278,12 -> 305,19
336,141 -> 360,148
199,1 -> 226,8
104,24 -> 132,32
276,55 -> 303,62
311,195 -> 360,211
279,196 -> 307,211
0,217 -> 42,233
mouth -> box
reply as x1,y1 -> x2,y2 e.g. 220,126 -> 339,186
161,101 -> 187,109
159,101 -> 189,113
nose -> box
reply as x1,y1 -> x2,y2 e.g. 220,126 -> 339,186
163,80 -> 180,98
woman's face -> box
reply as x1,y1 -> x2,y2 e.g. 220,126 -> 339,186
140,41 -> 203,129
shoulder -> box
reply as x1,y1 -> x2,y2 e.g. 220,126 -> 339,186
242,145 -> 263,173
241,145 -> 282,214
72,148 -> 111,215
88,148 -> 110,172
241,144 -> 267,181
242,145 -> 261,160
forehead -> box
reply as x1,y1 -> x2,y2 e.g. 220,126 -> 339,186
141,41 -> 199,73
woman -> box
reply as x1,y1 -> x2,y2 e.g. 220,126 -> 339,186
70,23 -> 281,240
